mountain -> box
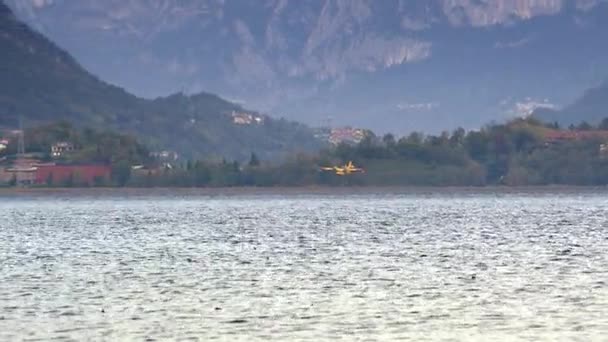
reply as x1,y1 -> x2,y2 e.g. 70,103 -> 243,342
0,2 -> 321,161
5,0 -> 608,133
534,81 -> 608,125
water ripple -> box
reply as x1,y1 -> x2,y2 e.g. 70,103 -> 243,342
0,192 -> 607,341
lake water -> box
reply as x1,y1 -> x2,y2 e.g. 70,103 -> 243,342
1,189 -> 607,341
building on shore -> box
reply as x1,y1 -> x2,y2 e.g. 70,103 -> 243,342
2,165 -> 37,185
0,139 -> 8,152
1,155 -> 43,185
230,111 -> 264,125
35,165 -> 111,186
51,142 -> 75,158
328,127 -> 368,145
1,163 -> 112,187
150,150 -> 179,161
543,129 -> 608,156
0,126 -> 110,186
544,130 -> 608,144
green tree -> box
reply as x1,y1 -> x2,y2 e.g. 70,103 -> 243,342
382,133 -> 396,147
248,152 -> 260,167
63,173 -> 74,188
93,175 -> 106,187
46,172 -> 54,187
450,127 -> 466,147
405,132 -> 424,145
193,162 -> 211,186
511,128 -> 539,153
577,121 -> 593,131
111,161 -> 132,187
465,131 -> 489,161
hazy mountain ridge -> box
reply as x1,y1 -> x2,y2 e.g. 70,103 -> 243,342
534,81 -> 608,125
14,0 -> 599,81
6,0 -> 608,133
0,2 -> 321,161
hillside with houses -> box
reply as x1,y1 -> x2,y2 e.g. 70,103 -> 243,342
5,117 -> 608,187
4,0 -> 608,188
0,2 -> 321,162
0,122 -> 150,186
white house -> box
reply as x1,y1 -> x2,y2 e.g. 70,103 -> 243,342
51,142 -> 75,158
0,139 -> 8,152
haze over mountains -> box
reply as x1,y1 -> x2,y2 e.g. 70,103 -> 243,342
6,0 -> 608,133
534,81 -> 608,125
0,1 -> 320,161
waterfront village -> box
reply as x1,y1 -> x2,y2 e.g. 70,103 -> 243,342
0,122 -> 369,187
5,115 -> 608,188
0,124 -> 179,187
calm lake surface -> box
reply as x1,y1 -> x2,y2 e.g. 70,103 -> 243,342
1,189 -> 607,341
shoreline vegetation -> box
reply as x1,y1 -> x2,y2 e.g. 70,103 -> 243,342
4,117 -> 608,188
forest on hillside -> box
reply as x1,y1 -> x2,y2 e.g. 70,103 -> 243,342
6,118 -> 608,187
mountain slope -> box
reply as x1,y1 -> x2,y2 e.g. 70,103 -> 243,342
0,2 -> 320,161
0,1 -> 139,126
5,0 -> 608,133
534,82 -> 608,125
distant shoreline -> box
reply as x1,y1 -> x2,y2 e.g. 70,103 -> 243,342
1,185 -> 607,197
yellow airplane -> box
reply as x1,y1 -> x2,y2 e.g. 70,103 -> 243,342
320,161 -> 365,176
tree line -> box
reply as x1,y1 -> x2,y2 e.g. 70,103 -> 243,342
124,117 -> 608,187
5,117 -> 608,187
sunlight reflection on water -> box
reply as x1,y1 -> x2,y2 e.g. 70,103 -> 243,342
1,191 -> 607,341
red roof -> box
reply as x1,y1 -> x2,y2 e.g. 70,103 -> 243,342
544,130 -> 608,141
